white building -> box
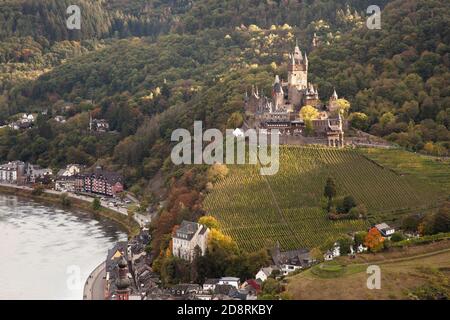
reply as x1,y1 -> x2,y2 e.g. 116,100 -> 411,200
0,161 -> 26,184
255,266 -> 275,282
324,242 -> 341,261
27,164 -> 52,183
172,220 -> 210,261
202,279 -> 219,292
375,223 -> 395,237
57,164 -> 83,177
218,277 -> 240,289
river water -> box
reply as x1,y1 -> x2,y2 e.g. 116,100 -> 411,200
0,194 -> 127,300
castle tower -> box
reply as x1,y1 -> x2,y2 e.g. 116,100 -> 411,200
328,88 -> 339,113
288,41 -> 308,89
115,257 -> 131,300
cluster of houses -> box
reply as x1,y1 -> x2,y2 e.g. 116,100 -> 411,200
104,229 -> 155,300
0,160 -> 124,198
0,161 -> 52,185
7,113 -> 35,130
102,216 -> 397,300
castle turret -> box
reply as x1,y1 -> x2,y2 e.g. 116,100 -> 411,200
288,41 -> 308,89
328,88 -> 339,113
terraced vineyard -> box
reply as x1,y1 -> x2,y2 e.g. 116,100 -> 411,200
203,146 -> 445,251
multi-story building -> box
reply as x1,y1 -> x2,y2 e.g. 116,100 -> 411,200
75,166 -> 123,197
0,161 -> 26,184
172,221 -> 210,261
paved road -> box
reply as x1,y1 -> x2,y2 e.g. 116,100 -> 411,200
83,261 -> 106,300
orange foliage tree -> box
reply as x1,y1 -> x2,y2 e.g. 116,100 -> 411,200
364,227 -> 385,252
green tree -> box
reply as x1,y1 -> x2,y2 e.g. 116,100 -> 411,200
342,195 -> 357,213
432,202 -> 450,234
324,177 -> 337,211
92,197 -> 101,211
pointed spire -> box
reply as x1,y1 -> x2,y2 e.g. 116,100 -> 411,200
304,52 -> 308,65
331,87 -> 338,100
274,75 -> 280,84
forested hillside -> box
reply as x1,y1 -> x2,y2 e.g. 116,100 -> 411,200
0,0 -> 448,279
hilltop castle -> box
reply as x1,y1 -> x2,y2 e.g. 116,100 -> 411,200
245,42 -> 346,147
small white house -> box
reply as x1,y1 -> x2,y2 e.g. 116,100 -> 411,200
350,244 -> 368,255
255,267 -> 274,282
218,277 -> 240,289
323,243 -> 341,261
375,223 -> 395,237
202,279 -> 219,292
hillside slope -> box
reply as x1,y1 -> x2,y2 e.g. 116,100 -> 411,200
203,146 -> 446,251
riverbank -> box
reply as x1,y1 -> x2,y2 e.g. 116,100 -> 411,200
83,261 -> 106,300
0,184 -> 140,237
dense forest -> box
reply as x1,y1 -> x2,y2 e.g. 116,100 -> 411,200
0,0 -> 448,281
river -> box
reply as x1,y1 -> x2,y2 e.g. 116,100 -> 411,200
0,194 -> 127,300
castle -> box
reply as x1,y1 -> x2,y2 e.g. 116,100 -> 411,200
244,42 -> 346,147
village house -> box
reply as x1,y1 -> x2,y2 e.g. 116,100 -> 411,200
255,266 -> 277,282
172,220 -> 210,261
324,242 -> 341,261
271,244 -> 314,275
26,164 -> 53,184
89,115 -> 110,133
54,164 -> 84,192
57,164 -> 84,177
375,223 -> 395,238
202,279 -> 219,292
170,284 -> 202,297
218,277 -> 240,289
54,115 -> 66,123
350,243 -> 368,255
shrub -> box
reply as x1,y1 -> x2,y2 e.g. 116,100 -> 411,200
92,197 -> 101,211
31,185 -> 45,196
390,232 -> 404,242
60,193 -> 71,207
342,195 -> 357,213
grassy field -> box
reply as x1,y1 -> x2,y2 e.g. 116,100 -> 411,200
203,146 -> 448,251
286,245 -> 450,300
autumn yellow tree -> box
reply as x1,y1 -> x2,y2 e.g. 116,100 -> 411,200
208,228 -> 238,253
299,105 -> 319,120
335,98 -> 351,117
198,215 -> 219,229
364,227 -> 384,252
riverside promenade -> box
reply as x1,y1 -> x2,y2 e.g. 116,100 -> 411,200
83,261 -> 106,300
0,182 -> 148,227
